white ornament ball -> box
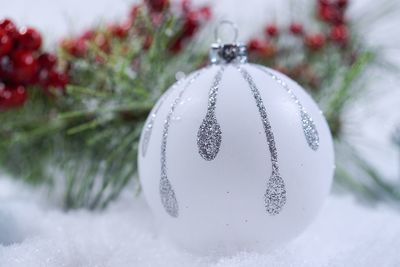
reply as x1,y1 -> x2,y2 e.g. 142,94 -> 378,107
138,63 -> 334,255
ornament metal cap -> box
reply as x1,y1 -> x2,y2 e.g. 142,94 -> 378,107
209,20 -> 248,64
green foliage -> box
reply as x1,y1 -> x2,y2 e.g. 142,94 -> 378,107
0,6 -> 208,209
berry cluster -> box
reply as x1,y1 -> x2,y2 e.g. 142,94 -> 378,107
248,0 -> 350,54
145,0 -> 170,13
247,0 -> 352,90
60,0 -> 211,59
318,0 -> 349,44
169,0 -> 211,53
61,29 -> 111,59
0,18 -> 68,111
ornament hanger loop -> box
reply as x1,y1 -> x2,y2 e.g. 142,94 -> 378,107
209,20 -> 247,64
214,20 -> 239,44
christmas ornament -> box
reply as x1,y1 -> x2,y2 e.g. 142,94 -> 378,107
138,21 -> 334,254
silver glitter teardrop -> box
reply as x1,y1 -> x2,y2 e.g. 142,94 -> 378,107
197,67 -> 224,161
160,71 -> 203,218
256,66 -> 320,151
160,174 -> 179,217
142,89 -> 175,157
238,66 -> 287,215
300,109 -> 319,150
197,114 -> 222,161
264,172 -> 286,215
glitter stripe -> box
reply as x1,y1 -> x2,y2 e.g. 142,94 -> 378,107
238,66 -> 286,215
256,65 -> 320,151
142,89 -> 175,157
197,67 -> 225,161
160,71 -> 203,218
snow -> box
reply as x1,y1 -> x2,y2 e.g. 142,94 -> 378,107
1,177 -> 400,267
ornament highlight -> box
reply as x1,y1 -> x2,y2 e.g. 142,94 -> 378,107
138,21 -> 334,255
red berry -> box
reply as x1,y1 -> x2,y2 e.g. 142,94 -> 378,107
94,33 -> 109,53
247,38 -> 263,52
259,42 -> 276,58
10,85 -> 27,106
187,10 -> 199,22
333,14 -> 345,25
181,0 -> 191,13
109,23 -> 130,38
80,29 -> 95,41
0,29 -> 13,56
336,0 -> 348,9
318,0 -> 330,7
129,4 -> 140,19
318,6 -> 335,22
37,69 -> 49,86
318,5 -> 345,25
0,89 -> 13,109
289,23 -> 303,35
168,7 -> 204,53
0,85 -> 27,109
38,69 -> 69,92
168,39 -> 182,53
0,55 -> 11,78
247,39 -> 275,57
48,70 -> 69,89
169,11 -> 199,51
199,6 -> 212,20
305,33 -> 326,50
38,52 -> 57,69
61,38 -> 87,57
17,27 -> 42,50
145,0 -> 169,13
330,24 -> 348,43
10,49 -> 39,83
0,18 -> 18,38
73,39 -> 88,56
143,35 -> 153,50
182,12 -> 199,37
265,24 -> 279,37
0,18 -> 14,29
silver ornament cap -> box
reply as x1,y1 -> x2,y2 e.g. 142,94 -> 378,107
209,20 -> 248,64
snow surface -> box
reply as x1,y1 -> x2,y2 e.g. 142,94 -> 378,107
1,177 -> 400,267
